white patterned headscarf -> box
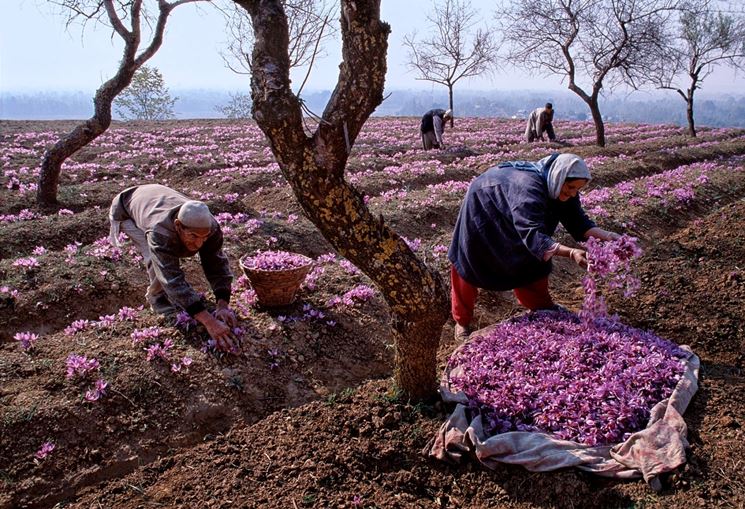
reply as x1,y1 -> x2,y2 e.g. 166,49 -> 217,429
539,153 -> 592,200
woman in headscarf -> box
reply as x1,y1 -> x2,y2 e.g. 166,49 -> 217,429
447,153 -> 620,340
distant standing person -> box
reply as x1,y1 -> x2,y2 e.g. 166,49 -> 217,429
109,184 -> 238,352
421,108 -> 453,150
525,103 -> 556,142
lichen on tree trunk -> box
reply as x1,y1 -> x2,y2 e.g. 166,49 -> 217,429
237,0 -> 449,400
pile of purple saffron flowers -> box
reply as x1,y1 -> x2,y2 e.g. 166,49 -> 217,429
448,312 -> 687,445
241,250 -> 311,271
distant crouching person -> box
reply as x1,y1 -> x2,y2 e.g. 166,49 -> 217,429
421,108 -> 453,150
109,184 -> 238,351
525,103 -> 556,142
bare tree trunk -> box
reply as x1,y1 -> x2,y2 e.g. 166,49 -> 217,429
588,98 -> 606,148
37,75 -> 133,206
239,0 -> 449,400
686,97 -> 696,137
686,85 -> 697,137
448,83 -> 454,128
568,82 -> 606,147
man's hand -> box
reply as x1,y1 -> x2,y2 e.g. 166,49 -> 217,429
570,248 -> 588,269
214,300 -> 237,328
194,309 -> 238,353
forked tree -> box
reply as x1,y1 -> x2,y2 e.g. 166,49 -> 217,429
651,0 -> 745,137
498,0 -> 677,147
36,0 -> 207,206
233,0 -> 450,400
403,0 -> 499,126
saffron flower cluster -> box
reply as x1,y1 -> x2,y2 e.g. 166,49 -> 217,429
65,354 -> 109,403
117,306 -> 140,321
170,356 -> 193,373
130,326 -> 163,345
448,311 -> 687,445
326,285 -> 377,308
0,208 -> 40,223
1,285 -> 18,297
146,339 -> 174,362
87,236 -> 122,261
65,354 -> 100,379
96,314 -> 117,328
174,311 -> 198,330
34,441 -> 55,460
14,331 -> 39,351
64,320 -> 91,336
302,265 -> 326,290
84,379 -> 108,402
241,250 -> 312,271
268,348 -> 281,370
12,257 -> 40,269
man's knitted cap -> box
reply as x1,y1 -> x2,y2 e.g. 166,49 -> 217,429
177,200 -> 213,229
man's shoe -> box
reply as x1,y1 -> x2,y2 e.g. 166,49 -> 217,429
454,323 -> 472,342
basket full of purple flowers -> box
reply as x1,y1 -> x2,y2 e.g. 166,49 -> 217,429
239,250 -> 314,306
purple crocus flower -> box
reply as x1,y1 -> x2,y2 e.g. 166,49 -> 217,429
34,441 -> 55,460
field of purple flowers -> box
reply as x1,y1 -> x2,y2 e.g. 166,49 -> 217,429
1,117 -> 744,508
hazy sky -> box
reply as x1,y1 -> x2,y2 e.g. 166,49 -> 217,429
1,0 -> 742,96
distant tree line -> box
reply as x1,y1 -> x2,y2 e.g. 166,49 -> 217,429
6,88 -> 745,128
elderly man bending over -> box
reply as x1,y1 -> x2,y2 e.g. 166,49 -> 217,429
109,184 -> 238,351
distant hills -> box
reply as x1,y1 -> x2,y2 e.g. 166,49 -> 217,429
2,88 -> 745,128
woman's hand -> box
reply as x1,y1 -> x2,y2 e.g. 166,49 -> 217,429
585,227 -> 621,241
569,248 -> 588,269
604,231 -> 621,241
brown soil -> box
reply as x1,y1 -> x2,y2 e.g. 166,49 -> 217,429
1,118 -> 743,508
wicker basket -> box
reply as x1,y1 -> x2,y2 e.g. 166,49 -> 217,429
239,253 -> 314,307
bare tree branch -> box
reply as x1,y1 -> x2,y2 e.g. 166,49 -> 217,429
221,0 -> 337,80
103,0 -> 132,37
403,0 -> 499,118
